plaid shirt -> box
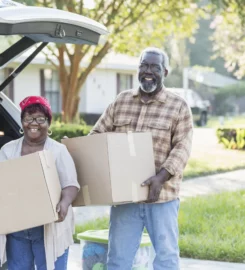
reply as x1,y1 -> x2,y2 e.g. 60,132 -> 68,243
90,87 -> 193,202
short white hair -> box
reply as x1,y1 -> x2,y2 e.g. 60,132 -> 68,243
139,47 -> 169,70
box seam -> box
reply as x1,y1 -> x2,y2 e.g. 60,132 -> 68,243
106,134 -> 113,204
38,151 -> 57,218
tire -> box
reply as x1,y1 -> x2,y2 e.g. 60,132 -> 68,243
199,112 -> 207,126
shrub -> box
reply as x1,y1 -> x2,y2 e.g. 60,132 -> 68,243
213,82 -> 245,115
216,128 -> 245,150
50,122 -> 92,142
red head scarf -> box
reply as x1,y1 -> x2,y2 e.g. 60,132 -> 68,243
19,96 -> 52,121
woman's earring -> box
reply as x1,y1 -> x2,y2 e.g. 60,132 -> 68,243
19,128 -> 24,134
48,129 -> 52,136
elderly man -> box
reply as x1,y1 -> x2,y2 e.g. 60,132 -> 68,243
90,47 -> 193,270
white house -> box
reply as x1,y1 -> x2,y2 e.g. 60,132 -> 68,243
0,50 -> 139,123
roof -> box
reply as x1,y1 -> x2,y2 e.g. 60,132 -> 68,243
187,68 -> 238,88
9,49 -> 139,71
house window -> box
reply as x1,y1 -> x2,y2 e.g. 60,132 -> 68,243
117,73 -> 133,93
41,69 -> 61,113
0,68 -> 14,100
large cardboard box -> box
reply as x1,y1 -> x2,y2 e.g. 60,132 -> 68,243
62,132 -> 156,206
0,151 -> 61,234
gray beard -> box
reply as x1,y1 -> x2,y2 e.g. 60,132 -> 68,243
139,81 -> 157,93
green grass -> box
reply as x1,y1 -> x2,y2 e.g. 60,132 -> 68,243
179,190 -> 245,263
206,116 -> 245,129
74,191 -> 245,263
74,216 -> 109,244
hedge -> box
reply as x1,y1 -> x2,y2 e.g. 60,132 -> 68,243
50,122 -> 92,142
216,128 -> 245,150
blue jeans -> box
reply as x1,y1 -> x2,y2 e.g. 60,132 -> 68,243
107,199 -> 180,270
6,226 -> 69,270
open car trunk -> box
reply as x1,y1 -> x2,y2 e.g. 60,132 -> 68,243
0,2 -> 108,84
0,1 -> 108,154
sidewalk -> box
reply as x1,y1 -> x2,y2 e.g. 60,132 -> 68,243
68,243 -> 245,270
180,169 -> 245,200
180,258 -> 245,270
70,169 -> 245,270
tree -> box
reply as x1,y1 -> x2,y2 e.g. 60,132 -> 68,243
211,12 -> 245,79
15,0 -> 201,122
186,18 -> 231,77
210,0 -> 245,79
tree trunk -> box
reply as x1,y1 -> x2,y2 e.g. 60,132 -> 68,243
58,45 -> 82,123
58,42 -> 112,123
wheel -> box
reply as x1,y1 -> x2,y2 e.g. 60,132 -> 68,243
199,112 -> 207,126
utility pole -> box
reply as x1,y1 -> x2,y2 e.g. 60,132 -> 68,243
183,67 -> 189,89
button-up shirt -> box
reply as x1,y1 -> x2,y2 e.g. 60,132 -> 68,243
90,87 -> 193,203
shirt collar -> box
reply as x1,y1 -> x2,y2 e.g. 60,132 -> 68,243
132,87 -> 167,103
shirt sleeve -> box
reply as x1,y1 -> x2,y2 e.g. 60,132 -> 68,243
56,144 -> 80,190
162,101 -> 193,176
0,146 -> 8,162
89,102 -> 115,135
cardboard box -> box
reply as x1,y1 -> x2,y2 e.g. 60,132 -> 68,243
0,151 -> 61,234
62,132 -> 156,206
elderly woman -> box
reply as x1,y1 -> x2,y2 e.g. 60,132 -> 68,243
0,96 -> 80,270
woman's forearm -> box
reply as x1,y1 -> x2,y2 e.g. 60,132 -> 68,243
60,186 -> 79,205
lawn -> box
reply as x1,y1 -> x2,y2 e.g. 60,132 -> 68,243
206,116 -> 245,129
179,190 -> 245,262
183,128 -> 245,179
74,191 -> 245,263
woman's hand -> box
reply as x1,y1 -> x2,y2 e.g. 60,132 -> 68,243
56,186 -> 79,222
56,199 -> 70,222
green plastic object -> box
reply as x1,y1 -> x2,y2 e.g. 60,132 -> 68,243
77,229 -> 151,247
92,263 -> 106,270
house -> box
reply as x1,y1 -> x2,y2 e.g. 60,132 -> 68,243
0,50 -> 139,123
182,67 -> 242,114
186,67 -> 238,88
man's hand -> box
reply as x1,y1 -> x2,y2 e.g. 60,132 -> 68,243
56,199 -> 70,222
141,169 -> 171,203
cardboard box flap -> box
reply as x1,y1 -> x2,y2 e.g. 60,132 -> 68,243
108,132 -> 155,203
0,151 -> 60,234
39,150 -> 61,220
62,134 -> 113,206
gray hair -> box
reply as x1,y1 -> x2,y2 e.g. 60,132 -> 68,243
139,47 -> 169,70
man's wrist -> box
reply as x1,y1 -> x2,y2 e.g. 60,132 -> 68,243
158,168 -> 172,184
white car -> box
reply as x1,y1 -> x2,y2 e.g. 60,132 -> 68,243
167,88 -> 209,126
0,2 -> 108,150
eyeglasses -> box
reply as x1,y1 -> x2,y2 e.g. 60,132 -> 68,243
139,63 -> 162,73
23,116 -> 48,124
